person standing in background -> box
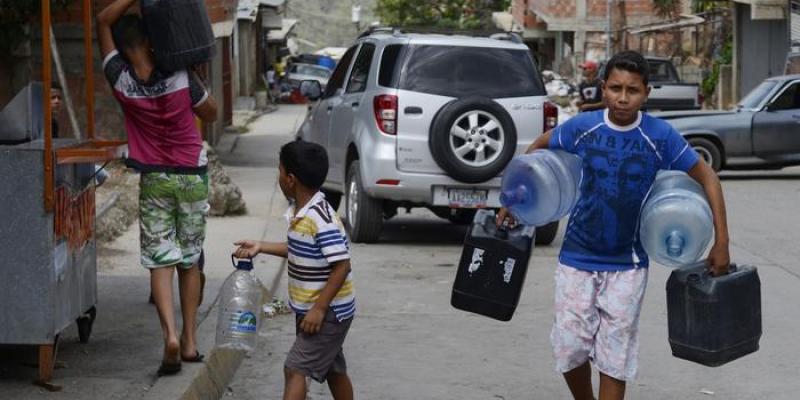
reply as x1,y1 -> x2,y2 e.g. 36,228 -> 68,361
577,61 -> 605,112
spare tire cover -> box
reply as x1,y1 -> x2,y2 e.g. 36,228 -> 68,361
429,96 -> 517,183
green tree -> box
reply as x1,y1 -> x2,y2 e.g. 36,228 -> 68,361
376,0 -> 510,30
0,0 -> 73,55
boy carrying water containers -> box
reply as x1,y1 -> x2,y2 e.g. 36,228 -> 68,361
499,50 -> 731,400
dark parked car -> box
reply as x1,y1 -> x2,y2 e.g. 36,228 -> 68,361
655,75 -> 800,171
645,57 -> 702,111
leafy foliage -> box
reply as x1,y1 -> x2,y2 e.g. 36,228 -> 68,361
701,38 -> 732,101
376,0 -> 511,30
652,0 -> 682,19
693,0 -> 729,13
0,0 -> 73,55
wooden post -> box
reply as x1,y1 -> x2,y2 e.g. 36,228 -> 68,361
83,0 -> 95,140
42,0 -> 54,212
34,341 -> 61,392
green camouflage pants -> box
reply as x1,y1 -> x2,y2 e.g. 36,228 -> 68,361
139,172 -> 209,269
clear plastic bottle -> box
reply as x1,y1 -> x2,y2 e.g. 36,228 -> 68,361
639,170 -> 714,267
500,149 -> 582,226
215,257 -> 262,352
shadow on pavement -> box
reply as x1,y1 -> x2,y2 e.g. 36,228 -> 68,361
0,274 -> 165,398
378,217 -> 468,246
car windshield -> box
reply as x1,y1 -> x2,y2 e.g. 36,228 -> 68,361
397,45 -> 545,98
292,64 -> 331,79
738,80 -> 778,110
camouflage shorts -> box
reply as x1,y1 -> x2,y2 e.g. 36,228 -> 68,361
139,172 -> 209,269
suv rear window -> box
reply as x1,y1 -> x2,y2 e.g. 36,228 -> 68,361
397,45 -> 544,98
379,44 -> 405,88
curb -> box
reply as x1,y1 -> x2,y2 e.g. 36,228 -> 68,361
142,256 -> 287,400
144,152 -> 287,400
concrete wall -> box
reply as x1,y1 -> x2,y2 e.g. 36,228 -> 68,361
238,21 -> 258,97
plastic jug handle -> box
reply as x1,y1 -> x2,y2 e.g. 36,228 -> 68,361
495,217 -> 511,240
232,255 -> 254,269
703,261 -> 737,277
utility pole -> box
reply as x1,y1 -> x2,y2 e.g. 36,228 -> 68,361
606,0 -> 612,59
352,3 -> 362,33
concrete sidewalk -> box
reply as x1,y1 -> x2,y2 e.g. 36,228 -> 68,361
0,105 -> 306,400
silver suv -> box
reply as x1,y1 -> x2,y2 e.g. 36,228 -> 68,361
297,29 -> 559,243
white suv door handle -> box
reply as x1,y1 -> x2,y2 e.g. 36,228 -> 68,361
351,102 -> 360,108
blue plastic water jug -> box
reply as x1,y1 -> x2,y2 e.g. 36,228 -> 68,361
215,257 -> 262,352
639,170 -> 713,267
500,150 -> 582,226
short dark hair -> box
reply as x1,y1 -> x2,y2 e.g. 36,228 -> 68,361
603,50 -> 649,86
112,14 -> 148,52
280,139 -> 329,190
51,81 -> 62,92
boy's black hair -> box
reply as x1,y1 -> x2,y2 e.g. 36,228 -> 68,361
603,50 -> 649,86
112,14 -> 148,52
51,81 -> 62,92
280,139 -> 329,190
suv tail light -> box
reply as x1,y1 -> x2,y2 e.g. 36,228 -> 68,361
374,95 -> 398,135
543,101 -> 558,132
697,92 -> 705,108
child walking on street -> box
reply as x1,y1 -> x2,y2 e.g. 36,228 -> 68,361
499,50 -> 731,400
234,140 -> 355,400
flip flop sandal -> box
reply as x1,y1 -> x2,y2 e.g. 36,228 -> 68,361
181,351 -> 205,363
157,361 -> 182,377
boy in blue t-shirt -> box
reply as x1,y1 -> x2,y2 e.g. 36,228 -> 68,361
499,51 -> 730,400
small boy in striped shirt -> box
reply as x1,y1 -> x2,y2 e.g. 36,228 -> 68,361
234,140 -> 355,400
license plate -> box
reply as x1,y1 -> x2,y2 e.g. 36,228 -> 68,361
446,189 -> 488,208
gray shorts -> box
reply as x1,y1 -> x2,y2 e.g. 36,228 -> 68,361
285,310 -> 352,383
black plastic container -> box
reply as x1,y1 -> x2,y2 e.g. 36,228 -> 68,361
141,0 -> 216,72
451,209 -> 535,321
666,262 -> 761,367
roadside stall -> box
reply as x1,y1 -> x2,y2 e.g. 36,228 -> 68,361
0,0 -> 125,391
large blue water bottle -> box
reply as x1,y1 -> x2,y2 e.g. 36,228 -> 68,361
215,257 -> 262,352
500,149 -> 582,226
639,170 -> 714,267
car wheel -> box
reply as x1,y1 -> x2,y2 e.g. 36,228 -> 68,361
322,189 -> 342,211
535,221 -> 559,245
429,97 -> 517,183
689,137 -> 722,172
345,161 -> 383,243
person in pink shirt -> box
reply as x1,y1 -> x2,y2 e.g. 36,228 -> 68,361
97,0 -> 218,376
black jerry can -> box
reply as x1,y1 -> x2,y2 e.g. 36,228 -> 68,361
451,209 -> 535,321
141,0 -> 216,72
666,262 -> 762,367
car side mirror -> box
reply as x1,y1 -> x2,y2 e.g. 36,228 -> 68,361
300,80 -> 322,101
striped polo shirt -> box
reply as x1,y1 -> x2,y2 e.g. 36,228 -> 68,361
285,192 -> 355,321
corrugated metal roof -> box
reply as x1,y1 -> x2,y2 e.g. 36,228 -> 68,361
237,0 -> 258,21
259,0 -> 285,7
267,18 -> 298,42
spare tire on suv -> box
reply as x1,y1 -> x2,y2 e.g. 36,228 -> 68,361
429,97 -> 517,184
